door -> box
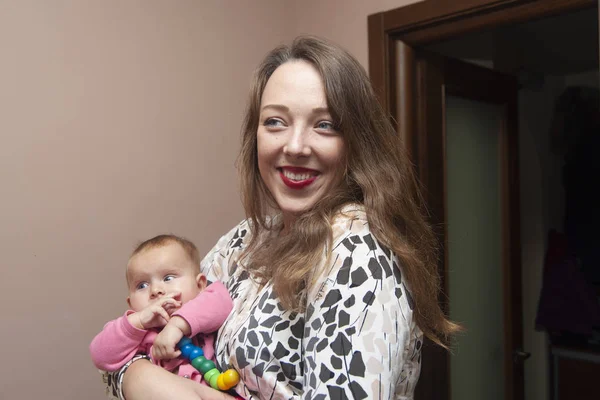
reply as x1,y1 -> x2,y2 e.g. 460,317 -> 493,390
410,52 -> 525,400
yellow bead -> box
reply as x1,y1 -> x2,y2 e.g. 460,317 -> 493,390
217,374 -> 227,390
223,369 -> 240,387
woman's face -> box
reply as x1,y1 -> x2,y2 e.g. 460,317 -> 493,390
257,60 -> 346,227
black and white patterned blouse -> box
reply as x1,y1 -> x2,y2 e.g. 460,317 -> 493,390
104,205 -> 422,400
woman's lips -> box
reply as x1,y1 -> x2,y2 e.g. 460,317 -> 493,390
279,167 -> 318,189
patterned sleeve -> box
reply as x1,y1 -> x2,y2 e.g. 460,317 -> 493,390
302,223 -> 422,400
100,355 -> 151,400
200,220 -> 249,284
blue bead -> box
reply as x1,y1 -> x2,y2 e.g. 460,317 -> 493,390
180,343 -> 195,359
189,347 -> 204,359
177,337 -> 192,348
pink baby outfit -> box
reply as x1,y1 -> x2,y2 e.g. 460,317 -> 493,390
90,281 -> 232,383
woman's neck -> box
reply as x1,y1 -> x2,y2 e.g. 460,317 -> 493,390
281,213 -> 296,236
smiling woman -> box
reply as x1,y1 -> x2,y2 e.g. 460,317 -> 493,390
104,36 -> 459,400
257,60 -> 346,226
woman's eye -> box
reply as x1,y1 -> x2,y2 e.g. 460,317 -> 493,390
136,282 -> 148,290
264,118 -> 284,127
316,121 -> 335,131
164,275 -> 176,282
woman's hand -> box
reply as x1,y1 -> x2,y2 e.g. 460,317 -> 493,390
123,359 -> 236,400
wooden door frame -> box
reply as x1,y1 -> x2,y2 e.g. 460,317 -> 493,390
368,0 -> 597,164
368,0 -> 597,399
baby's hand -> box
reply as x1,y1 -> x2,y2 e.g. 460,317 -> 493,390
152,320 -> 185,361
128,293 -> 182,330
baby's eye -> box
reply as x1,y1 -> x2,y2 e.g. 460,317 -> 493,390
136,282 -> 148,290
164,275 -> 176,282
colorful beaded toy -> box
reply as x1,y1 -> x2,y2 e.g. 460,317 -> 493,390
177,337 -> 240,391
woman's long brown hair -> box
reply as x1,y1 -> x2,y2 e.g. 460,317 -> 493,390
237,36 -> 460,347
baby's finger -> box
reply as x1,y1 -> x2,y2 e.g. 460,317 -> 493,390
166,348 -> 181,360
156,296 -> 175,306
154,306 -> 170,323
160,298 -> 182,309
163,302 -> 181,315
163,298 -> 181,307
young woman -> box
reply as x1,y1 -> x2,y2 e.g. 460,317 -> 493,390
103,36 -> 458,400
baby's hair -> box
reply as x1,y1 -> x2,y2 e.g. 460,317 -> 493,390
131,234 -> 200,269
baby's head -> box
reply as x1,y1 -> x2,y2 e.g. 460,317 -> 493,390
126,234 -> 206,311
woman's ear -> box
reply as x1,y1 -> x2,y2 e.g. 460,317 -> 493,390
196,273 -> 207,291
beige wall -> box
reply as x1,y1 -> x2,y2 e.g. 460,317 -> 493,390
0,1 -> 289,399
0,0 -> 424,398
292,0 -> 423,71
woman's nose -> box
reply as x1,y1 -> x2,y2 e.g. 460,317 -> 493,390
283,128 -> 311,157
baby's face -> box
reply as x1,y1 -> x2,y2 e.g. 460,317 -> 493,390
126,242 -> 205,311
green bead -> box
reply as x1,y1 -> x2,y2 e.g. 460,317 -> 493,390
198,358 -> 215,374
204,368 -> 220,383
191,356 -> 206,370
209,373 -> 219,389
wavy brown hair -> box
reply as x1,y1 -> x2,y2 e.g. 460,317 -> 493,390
237,36 -> 459,347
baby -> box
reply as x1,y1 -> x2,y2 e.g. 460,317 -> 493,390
90,234 -> 233,383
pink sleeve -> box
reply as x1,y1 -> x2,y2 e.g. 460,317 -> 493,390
89,312 -> 149,371
173,281 -> 233,337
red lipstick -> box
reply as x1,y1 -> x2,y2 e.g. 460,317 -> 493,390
279,167 -> 318,189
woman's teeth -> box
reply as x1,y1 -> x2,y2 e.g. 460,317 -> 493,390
283,170 -> 313,181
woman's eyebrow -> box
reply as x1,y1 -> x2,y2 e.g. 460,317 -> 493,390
260,105 -> 330,114
261,104 -> 288,112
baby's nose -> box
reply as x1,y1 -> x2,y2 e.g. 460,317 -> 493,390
151,285 -> 165,297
